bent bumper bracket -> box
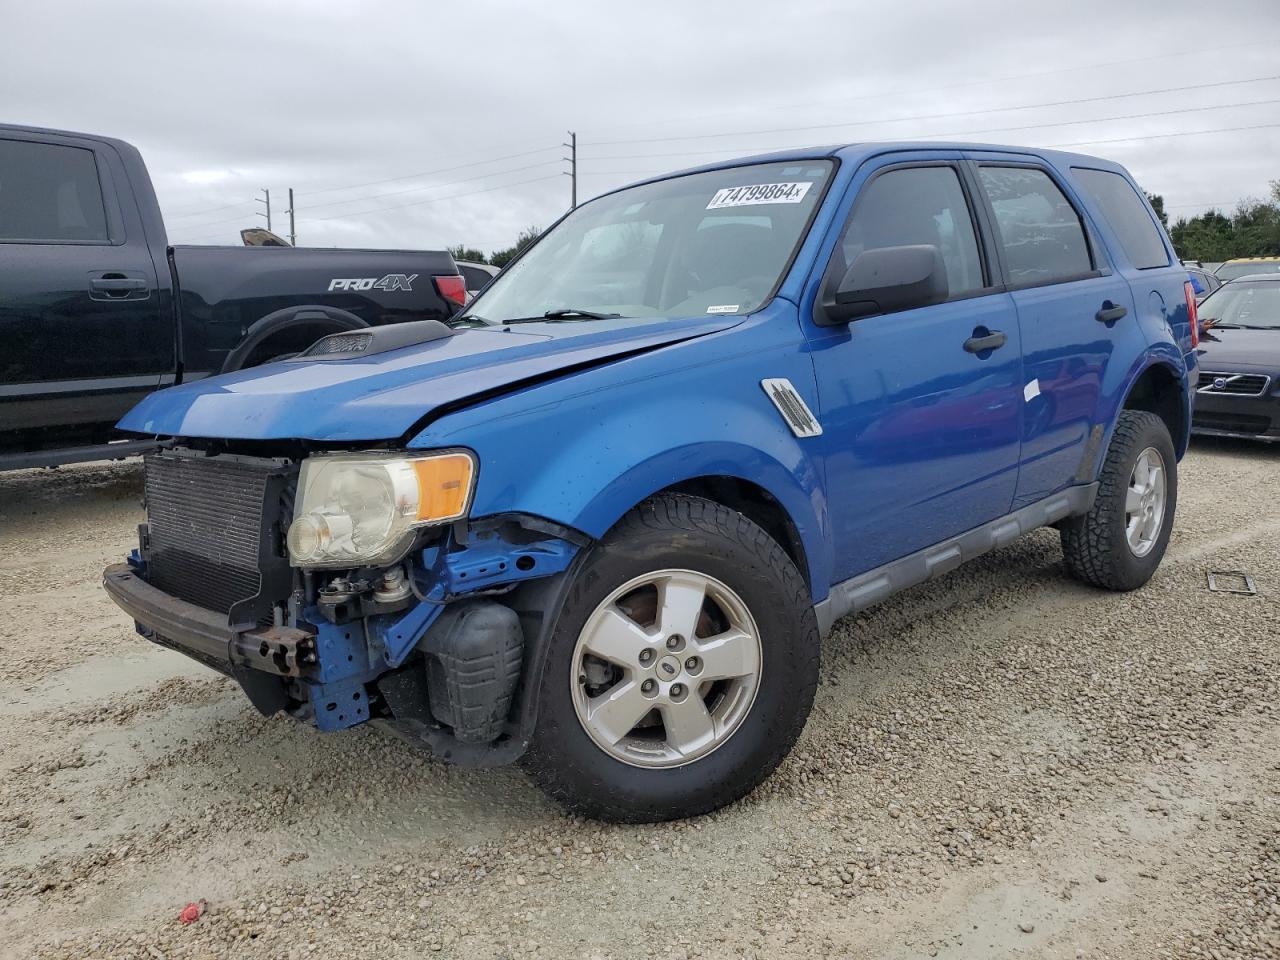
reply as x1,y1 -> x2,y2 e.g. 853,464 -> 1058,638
103,562 -> 314,682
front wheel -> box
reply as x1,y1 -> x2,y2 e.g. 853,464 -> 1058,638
1061,409 -> 1177,590
524,494 -> 820,822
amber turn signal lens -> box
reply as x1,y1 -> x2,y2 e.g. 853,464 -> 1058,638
412,452 -> 474,523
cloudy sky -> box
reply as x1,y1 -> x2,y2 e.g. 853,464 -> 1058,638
3,0 -> 1276,255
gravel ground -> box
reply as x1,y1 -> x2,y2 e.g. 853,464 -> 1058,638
1,440 -> 1277,960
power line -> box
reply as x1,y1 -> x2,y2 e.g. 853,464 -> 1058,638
297,173 -> 563,223
162,143 -> 561,222
294,159 -> 562,213
167,208 -> 274,230
580,96 -> 1280,165
1046,120 -> 1280,149
584,38 -> 1276,139
167,198 -> 257,220
295,144 -> 561,198
584,73 -> 1280,150
580,170 -> 665,177
166,157 -> 565,235
1165,199 -> 1247,210
911,97 -> 1280,144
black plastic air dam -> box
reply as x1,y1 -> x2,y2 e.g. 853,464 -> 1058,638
420,600 -> 524,743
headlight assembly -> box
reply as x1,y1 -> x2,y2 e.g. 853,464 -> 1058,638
286,451 -> 475,568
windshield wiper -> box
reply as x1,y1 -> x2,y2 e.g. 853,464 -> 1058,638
544,308 -> 620,320
502,308 -> 623,324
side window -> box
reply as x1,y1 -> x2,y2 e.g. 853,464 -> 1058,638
1071,167 -> 1170,270
977,166 -> 1092,286
0,139 -> 109,243
839,166 -> 984,298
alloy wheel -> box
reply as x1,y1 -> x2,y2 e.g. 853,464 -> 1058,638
570,569 -> 762,768
1125,446 -> 1167,557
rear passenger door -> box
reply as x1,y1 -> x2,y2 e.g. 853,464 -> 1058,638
1069,164 -> 1189,350
965,154 -> 1137,508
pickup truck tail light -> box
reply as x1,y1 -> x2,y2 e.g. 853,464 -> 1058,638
1185,281 -> 1199,348
433,274 -> 468,309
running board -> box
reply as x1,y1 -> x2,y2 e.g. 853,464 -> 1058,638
0,439 -> 161,471
814,483 -> 1098,636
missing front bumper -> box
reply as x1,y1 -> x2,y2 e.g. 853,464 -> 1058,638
103,562 -> 313,713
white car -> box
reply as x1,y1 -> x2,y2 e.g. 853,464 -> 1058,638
456,260 -> 498,301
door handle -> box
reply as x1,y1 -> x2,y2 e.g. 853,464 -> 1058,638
91,277 -> 148,293
1096,301 -> 1128,324
963,330 -> 1007,354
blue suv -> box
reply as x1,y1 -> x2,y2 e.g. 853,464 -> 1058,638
104,142 -> 1197,822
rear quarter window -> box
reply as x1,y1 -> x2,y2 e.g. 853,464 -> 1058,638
1071,167 -> 1170,270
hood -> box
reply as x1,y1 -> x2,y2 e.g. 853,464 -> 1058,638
119,315 -> 739,442
1196,327 -> 1280,372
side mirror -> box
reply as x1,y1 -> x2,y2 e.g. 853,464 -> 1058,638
819,244 -> 949,324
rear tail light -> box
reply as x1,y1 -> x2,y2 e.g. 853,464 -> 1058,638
1185,281 -> 1199,348
433,274 -> 468,309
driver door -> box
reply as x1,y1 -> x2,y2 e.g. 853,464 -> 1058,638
807,155 -> 1025,582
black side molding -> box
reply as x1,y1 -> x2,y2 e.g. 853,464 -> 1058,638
813,483 -> 1099,635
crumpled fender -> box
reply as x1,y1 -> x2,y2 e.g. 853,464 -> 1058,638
411,309 -> 834,600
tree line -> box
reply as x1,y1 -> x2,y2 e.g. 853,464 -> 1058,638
448,226 -> 541,269
1147,181 -> 1280,263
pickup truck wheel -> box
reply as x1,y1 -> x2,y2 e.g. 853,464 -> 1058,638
1060,409 -> 1177,591
525,494 -> 819,822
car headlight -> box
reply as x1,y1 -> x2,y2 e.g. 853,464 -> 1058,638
286,451 -> 476,568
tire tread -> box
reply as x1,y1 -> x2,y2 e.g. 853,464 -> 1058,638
1061,409 -> 1173,591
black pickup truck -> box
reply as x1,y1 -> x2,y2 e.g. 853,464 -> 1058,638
0,124 -> 466,469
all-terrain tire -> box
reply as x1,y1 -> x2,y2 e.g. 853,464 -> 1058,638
1061,409 -> 1177,591
524,494 -> 820,822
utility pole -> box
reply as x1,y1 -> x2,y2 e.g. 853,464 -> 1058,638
562,131 -> 577,209
256,188 -> 272,231
286,188 -> 296,246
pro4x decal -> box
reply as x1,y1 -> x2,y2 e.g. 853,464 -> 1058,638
327,273 -> 418,292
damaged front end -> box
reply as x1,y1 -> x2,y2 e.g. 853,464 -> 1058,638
103,446 -> 585,765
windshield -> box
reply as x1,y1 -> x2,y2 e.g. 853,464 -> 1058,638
464,160 -> 833,324
1200,280 -> 1280,329
1215,261 -> 1280,281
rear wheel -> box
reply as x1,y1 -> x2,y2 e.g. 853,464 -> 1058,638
525,494 -> 819,822
1061,409 -> 1177,590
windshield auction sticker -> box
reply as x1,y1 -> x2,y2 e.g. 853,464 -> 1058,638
706,182 -> 813,209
